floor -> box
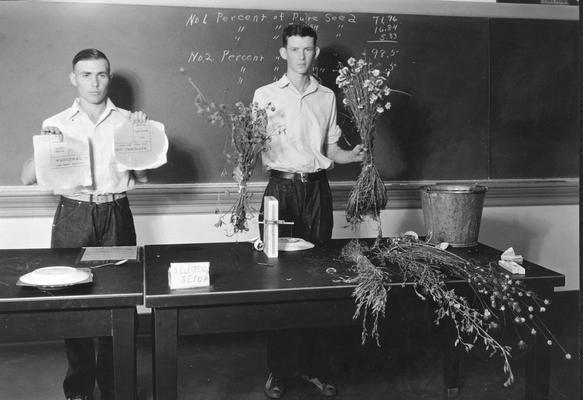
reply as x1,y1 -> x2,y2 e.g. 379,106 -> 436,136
0,292 -> 578,400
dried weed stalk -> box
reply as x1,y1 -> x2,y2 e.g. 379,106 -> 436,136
338,236 -> 571,387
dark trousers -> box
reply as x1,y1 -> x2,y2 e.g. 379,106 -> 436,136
51,196 -> 136,399
261,174 -> 334,379
260,174 -> 333,244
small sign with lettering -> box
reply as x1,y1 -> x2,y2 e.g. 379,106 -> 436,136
168,262 -> 210,290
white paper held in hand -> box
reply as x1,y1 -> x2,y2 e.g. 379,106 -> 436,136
113,120 -> 168,171
33,133 -> 92,191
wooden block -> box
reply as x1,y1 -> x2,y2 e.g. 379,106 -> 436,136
498,260 -> 525,275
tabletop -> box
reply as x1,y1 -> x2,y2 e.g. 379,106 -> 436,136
144,239 -> 565,308
0,247 -> 144,312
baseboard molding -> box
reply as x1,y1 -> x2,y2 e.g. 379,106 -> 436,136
0,178 -> 578,218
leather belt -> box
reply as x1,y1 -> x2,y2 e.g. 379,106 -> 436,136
63,192 -> 127,204
270,170 -> 327,183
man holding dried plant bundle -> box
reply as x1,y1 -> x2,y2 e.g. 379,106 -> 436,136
236,23 -> 365,399
251,23 -> 365,247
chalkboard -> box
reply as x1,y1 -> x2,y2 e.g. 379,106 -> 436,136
489,18 -> 578,179
0,2 -> 577,186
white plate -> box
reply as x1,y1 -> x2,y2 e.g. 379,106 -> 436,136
19,266 -> 91,287
278,237 -> 315,251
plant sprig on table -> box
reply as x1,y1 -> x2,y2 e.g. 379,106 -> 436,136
336,235 -> 571,387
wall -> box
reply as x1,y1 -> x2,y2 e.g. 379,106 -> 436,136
1,203 -> 578,291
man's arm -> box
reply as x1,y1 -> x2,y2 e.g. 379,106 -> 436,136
327,142 -> 365,165
134,169 -> 148,183
21,157 -> 37,185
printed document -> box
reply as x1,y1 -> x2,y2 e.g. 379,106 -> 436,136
114,120 -> 168,170
33,134 -> 92,191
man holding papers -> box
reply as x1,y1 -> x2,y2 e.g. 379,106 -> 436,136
21,48 -> 165,400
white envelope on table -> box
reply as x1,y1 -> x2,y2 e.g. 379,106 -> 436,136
33,133 -> 92,190
113,120 -> 168,171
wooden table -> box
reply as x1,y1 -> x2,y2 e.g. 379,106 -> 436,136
0,247 -> 143,400
144,240 -> 565,400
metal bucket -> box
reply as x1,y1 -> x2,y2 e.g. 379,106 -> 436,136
419,184 -> 487,247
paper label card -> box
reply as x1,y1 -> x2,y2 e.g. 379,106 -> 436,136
114,120 -> 168,171
33,134 -> 92,191
168,262 -> 210,290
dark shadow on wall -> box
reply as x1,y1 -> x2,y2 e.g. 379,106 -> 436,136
109,71 -> 139,111
147,139 -> 200,183
479,214 -> 551,258
109,72 -> 199,183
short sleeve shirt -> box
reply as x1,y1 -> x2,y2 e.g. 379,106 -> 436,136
42,98 -> 135,195
253,75 -> 342,173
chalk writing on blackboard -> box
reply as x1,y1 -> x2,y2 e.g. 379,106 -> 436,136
371,15 -> 399,42
182,10 -> 401,87
188,51 -> 266,64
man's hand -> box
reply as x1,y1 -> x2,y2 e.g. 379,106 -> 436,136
232,165 -> 244,184
129,111 -> 148,124
134,169 -> 148,183
40,126 -> 63,136
327,142 -> 366,164
350,144 -> 366,163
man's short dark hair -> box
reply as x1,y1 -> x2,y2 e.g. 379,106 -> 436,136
282,23 -> 317,47
72,48 -> 110,72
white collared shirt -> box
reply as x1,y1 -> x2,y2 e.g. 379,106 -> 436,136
42,98 -> 135,195
253,75 -> 342,173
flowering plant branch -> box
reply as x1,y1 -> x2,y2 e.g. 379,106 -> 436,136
182,69 -> 280,234
337,235 -> 571,387
336,58 -> 395,232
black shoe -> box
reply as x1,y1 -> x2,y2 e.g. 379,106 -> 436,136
301,374 -> 337,397
264,372 -> 285,399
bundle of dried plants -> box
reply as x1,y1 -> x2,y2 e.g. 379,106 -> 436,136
337,235 -> 571,387
183,70 -> 280,234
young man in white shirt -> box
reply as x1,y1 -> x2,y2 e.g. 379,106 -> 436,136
251,24 -> 365,399
22,48 -> 153,400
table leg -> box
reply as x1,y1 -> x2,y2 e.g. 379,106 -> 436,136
112,308 -> 136,400
524,334 -> 551,400
153,308 -> 178,400
442,316 -> 462,397
524,287 -> 552,400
